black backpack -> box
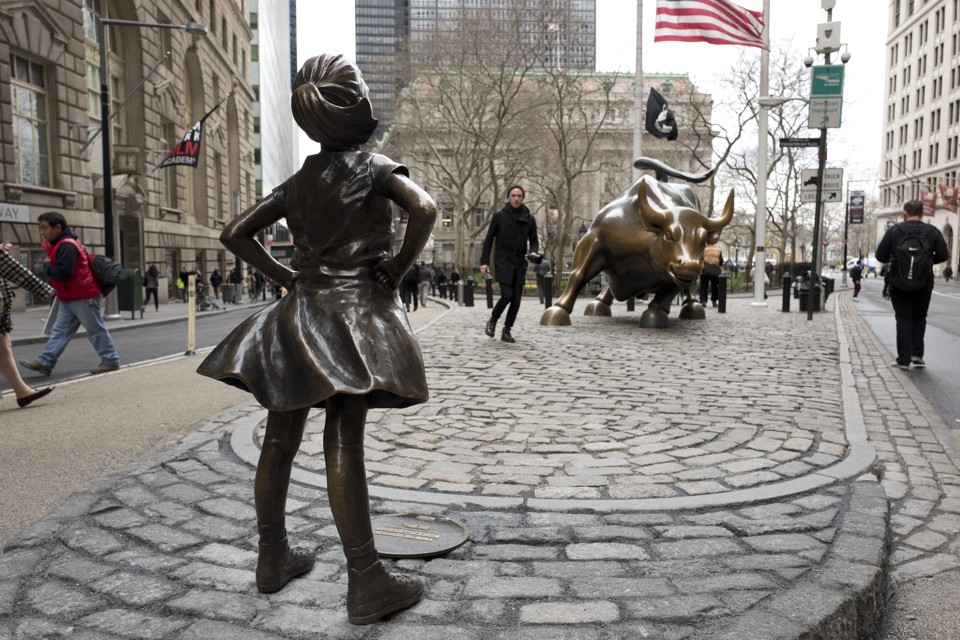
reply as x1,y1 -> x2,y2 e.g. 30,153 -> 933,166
889,224 -> 933,291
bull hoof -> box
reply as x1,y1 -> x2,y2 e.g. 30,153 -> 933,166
583,301 -> 612,317
540,306 -> 572,326
638,307 -> 670,329
679,302 -> 706,320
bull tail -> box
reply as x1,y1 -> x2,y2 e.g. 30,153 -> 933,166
632,158 -> 717,184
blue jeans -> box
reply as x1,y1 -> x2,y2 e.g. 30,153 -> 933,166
38,297 -> 120,369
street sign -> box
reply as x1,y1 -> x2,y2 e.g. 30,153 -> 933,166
808,97 -> 842,128
780,137 -> 820,148
801,168 -> 843,203
810,65 -> 844,96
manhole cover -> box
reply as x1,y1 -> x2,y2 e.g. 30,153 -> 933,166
372,513 -> 470,559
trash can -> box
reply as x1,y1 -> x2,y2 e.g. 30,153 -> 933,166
117,268 -> 142,318
821,276 -> 835,303
221,283 -> 236,303
797,281 -> 822,312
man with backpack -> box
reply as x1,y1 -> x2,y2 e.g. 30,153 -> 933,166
875,200 -> 948,370
19,211 -> 120,377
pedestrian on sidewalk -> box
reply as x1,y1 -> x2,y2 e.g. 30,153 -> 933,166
197,53 -> 435,625
849,260 -> 863,299
944,265 -> 953,282
143,265 -> 160,311
209,268 -> 223,300
401,264 -> 419,312
699,245 -> 723,307
0,242 -> 54,407
19,212 -> 121,377
876,199 -> 948,370
417,261 -> 431,307
535,257 -> 552,304
480,185 -> 540,343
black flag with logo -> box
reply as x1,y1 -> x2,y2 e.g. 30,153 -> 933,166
157,98 -> 226,170
645,87 -> 678,141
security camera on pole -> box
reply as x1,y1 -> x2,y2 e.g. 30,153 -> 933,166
804,0 -> 851,320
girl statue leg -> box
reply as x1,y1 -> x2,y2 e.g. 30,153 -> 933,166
323,394 -> 423,624
254,407 -> 316,592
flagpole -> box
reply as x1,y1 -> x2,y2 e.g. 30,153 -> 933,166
633,0 -> 644,181
752,0 -> 770,307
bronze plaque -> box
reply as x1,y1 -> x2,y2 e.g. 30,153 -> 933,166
372,513 -> 469,559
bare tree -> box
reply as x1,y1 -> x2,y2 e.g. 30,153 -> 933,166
722,43 -> 819,278
381,7 -> 554,270
524,69 -> 618,273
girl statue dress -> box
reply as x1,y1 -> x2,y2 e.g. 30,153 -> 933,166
197,54 -> 436,625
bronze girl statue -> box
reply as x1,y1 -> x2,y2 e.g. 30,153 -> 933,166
198,54 -> 436,624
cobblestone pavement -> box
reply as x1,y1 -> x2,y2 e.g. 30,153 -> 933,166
1,295 -> 958,639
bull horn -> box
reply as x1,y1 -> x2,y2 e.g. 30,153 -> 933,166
636,179 -> 667,228
703,189 -> 734,232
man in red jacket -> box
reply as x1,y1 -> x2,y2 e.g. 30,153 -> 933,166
20,211 -> 120,377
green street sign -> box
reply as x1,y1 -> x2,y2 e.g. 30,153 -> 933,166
811,65 -> 844,96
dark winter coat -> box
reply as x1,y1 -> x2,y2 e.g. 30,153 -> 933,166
480,204 -> 539,285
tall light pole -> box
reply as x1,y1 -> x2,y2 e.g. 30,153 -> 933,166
752,0 -> 771,306
97,18 -> 207,261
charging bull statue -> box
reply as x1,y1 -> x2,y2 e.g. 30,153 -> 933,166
541,158 -> 733,329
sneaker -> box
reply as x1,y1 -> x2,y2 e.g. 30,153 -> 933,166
910,356 -> 926,368
892,360 -> 910,370
89,362 -> 120,375
19,359 -> 52,377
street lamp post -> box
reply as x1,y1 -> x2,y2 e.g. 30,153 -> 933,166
733,237 -> 740,275
752,0 -> 771,307
97,18 -> 207,262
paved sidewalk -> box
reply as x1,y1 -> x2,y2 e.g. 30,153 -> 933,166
2,293 -> 959,639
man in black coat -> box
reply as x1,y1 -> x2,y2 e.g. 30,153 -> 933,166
875,199 -> 948,370
480,185 -> 539,343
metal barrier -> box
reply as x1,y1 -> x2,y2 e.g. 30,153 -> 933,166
782,273 -> 792,312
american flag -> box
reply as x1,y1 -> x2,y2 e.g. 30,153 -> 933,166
654,0 -> 765,49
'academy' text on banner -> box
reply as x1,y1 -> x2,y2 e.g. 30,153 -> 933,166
157,98 -> 225,170
159,120 -> 204,169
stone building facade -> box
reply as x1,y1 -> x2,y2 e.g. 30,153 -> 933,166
0,0 -> 255,304
880,0 -> 959,273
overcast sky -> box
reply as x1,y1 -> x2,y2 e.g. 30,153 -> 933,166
295,1 -> 886,190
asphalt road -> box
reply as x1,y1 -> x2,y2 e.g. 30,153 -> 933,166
7,305 -> 262,386
853,276 -> 960,430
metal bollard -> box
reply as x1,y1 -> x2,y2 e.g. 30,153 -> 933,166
626,296 -> 635,312
464,279 -> 475,307
544,273 -> 553,308
782,273 -> 792,312
485,275 -> 494,308
718,274 -> 727,313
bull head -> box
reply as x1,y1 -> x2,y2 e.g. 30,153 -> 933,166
636,181 -> 734,287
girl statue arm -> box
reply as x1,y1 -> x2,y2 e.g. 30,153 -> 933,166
220,194 -> 296,289
373,173 -> 437,291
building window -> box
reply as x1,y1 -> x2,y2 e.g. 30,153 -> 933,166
441,210 -> 453,227
10,54 -> 51,187
83,0 -> 101,41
